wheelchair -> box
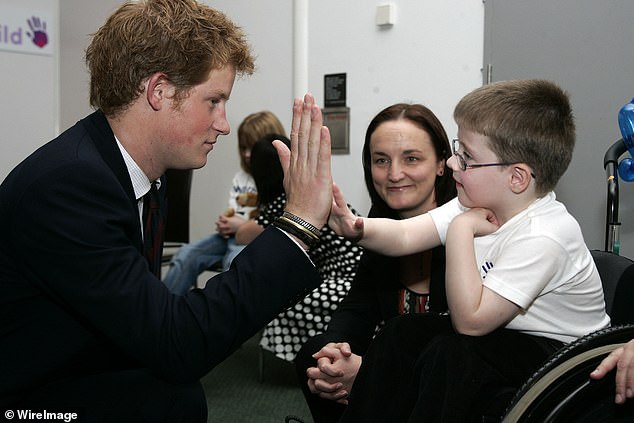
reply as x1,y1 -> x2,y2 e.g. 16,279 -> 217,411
500,140 -> 634,422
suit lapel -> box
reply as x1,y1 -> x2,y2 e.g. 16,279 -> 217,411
83,111 -> 143,251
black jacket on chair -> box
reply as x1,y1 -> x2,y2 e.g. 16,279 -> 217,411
0,111 -> 320,407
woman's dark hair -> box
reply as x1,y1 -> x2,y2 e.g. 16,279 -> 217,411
362,103 -> 456,219
250,133 -> 290,206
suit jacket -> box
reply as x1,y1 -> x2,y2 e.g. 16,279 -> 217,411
0,111 -> 320,406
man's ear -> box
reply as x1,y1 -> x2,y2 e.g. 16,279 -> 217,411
145,72 -> 173,111
509,164 -> 533,194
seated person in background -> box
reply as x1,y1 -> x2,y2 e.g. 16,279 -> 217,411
328,79 -> 610,423
235,134 -> 363,363
293,103 -> 456,423
162,110 -> 286,295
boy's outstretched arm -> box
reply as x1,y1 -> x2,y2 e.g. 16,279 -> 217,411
328,183 -> 441,256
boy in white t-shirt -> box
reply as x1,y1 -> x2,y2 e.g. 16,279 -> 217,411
328,79 -> 610,422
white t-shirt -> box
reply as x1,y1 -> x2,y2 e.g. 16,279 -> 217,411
227,169 -> 257,219
428,192 -> 610,343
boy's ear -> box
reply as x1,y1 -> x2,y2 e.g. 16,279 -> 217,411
509,164 -> 533,194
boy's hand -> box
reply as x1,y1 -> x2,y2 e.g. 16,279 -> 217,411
328,183 -> 364,241
452,207 -> 499,237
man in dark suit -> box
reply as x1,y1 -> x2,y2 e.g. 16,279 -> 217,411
0,1 -> 333,422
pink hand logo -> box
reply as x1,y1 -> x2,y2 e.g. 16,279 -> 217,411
26,16 -> 48,48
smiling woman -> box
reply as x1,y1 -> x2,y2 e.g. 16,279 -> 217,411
363,103 -> 456,220
369,119 -> 446,219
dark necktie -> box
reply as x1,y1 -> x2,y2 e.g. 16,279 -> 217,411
143,182 -> 165,278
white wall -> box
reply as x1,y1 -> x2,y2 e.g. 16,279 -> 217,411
195,0 -> 484,240
4,1 -> 633,260
0,0 -> 58,181
186,1 -> 296,239
307,0 -> 484,217
5,0 -> 484,243
59,1 -> 122,131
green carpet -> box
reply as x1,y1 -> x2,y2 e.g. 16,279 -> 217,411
202,333 -> 313,423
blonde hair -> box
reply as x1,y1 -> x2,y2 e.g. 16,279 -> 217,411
237,111 -> 286,173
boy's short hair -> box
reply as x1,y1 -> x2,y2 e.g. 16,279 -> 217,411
86,0 -> 255,117
454,79 -> 575,194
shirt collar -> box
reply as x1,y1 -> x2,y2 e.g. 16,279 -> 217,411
114,136 -> 160,200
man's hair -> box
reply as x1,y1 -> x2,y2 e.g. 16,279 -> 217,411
237,111 -> 286,173
86,0 -> 255,117
454,79 -> 575,194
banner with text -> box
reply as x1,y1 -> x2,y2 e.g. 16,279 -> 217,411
0,6 -> 54,56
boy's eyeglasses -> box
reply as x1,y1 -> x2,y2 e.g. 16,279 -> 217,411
451,138 -> 515,172
451,139 -> 535,178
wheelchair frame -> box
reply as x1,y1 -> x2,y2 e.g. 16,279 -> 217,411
500,139 -> 634,422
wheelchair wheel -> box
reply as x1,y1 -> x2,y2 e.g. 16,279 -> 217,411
502,324 -> 634,423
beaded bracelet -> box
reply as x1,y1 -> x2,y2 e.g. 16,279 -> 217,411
281,211 -> 322,238
273,215 -> 320,249
278,216 -> 319,240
